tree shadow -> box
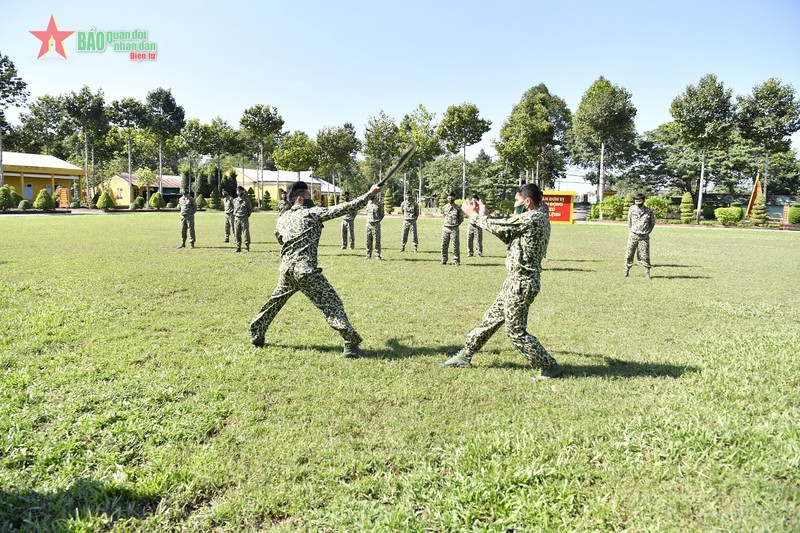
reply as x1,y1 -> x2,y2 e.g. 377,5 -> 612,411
544,267 -> 594,272
546,259 -> 602,263
0,479 -> 161,528
657,263 -> 698,268
484,351 -> 699,379
654,275 -> 711,280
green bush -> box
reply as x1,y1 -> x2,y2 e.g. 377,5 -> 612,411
247,187 -> 258,209
729,201 -> 744,221
750,193 -> 767,226
788,203 -> 800,224
149,192 -> 166,210
33,189 -> 55,210
261,190 -> 272,210
18,200 -> 32,211
383,189 -> 395,214
167,201 -> 176,208
0,185 -> 14,210
134,196 -> 146,209
714,208 -> 739,226
644,196 -> 670,219
588,203 -> 599,220
196,194 -> 207,209
599,195 -> 626,220
680,192 -> 694,224
70,200 -> 81,208
96,191 -> 115,210
483,190 -> 495,213
702,202 -> 717,220
9,187 -> 23,207
496,199 -> 515,216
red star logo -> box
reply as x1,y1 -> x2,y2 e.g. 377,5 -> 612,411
30,15 -> 75,59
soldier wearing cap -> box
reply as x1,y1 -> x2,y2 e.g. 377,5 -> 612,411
249,180 -> 383,358
440,183 -> 563,379
341,191 -> 356,249
233,185 -> 253,252
365,195 -> 384,260
177,190 -> 196,249
467,194 -> 483,257
400,190 -> 419,252
277,190 -> 291,215
441,191 -> 464,266
624,193 -> 655,279
222,189 -> 235,243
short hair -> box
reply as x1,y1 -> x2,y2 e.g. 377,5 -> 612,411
516,183 -> 542,205
447,191 -> 456,197
471,194 -> 480,200
405,190 -> 412,196
634,193 -> 646,201
288,181 -> 308,204
221,189 -> 228,196
236,185 -> 245,192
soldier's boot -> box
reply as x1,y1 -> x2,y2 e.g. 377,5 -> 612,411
414,245 -> 418,253
343,344 -> 368,358
478,251 -> 483,257
341,245 -> 346,250
349,245 -> 354,250
224,238 -> 229,243
234,248 -> 241,253
177,242 -> 185,249
375,255 -> 382,261
365,254 -> 371,260
400,244 -> 405,252
250,334 -> 265,348
535,362 -> 564,380
623,267 -> 630,277
245,245 -> 250,252
440,353 -> 471,368
453,260 -> 460,267
467,251 -> 473,257
190,243 -> 195,249
645,269 -> 651,280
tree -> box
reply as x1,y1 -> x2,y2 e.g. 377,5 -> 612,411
148,191 -> 166,210
208,187 -> 221,210
316,123 -> 361,202
569,77 -> 637,218
0,52 -> 29,187
737,78 -> 800,201
202,117 -> 237,191
437,102 -> 491,199
109,97 -> 148,201
146,88 -> 185,193
240,104 -> 284,198
750,193 -> 767,226
11,94 -> 68,159
135,167 -> 156,201
33,188 -> 55,210
176,118 -> 207,193
364,111 -> 400,180
96,190 -> 115,210
670,74 -> 735,223
399,104 -> 443,199
273,131 -> 318,178
63,85 -> 108,203
680,191 -> 694,224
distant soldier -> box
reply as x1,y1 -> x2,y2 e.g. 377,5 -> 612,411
441,191 -> 464,266
400,190 -> 419,252
177,190 -> 196,249
365,195 -> 384,260
249,180 -> 383,358
467,194 -> 483,257
341,191 -> 356,249
441,183 -> 563,379
233,185 -> 253,252
277,190 -> 290,214
624,193 -> 655,279
222,189 -> 235,243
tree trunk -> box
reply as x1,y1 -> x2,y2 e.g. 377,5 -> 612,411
598,142 -> 605,221
763,151 -> 769,205
128,133 -> 134,202
84,132 -> 89,206
418,162 -> 423,203
158,141 -> 163,193
695,149 -> 706,224
0,132 -> 5,187
461,145 -> 467,200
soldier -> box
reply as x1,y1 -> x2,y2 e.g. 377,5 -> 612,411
277,190 -> 290,214
624,193 -> 655,279
232,185 -> 253,252
365,195 -> 384,260
249,180 -> 383,358
341,191 -> 355,249
221,189 -> 235,243
177,190 -> 196,249
400,190 -> 419,252
467,194 -> 483,257
440,183 -> 563,379
441,191 -> 464,266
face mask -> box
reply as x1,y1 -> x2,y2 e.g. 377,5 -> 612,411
514,204 -> 524,215
303,199 -> 315,208
238,191 -> 245,197
448,198 -> 455,204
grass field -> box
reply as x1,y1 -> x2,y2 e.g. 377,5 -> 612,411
1,211 -> 799,531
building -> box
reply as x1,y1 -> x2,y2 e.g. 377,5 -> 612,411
106,172 -> 183,206
231,168 -> 343,206
1,151 -> 83,203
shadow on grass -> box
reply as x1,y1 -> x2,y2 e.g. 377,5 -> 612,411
657,263 -> 699,268
654,274 -> 711,280
546,258 -> 603,263
266,340 -> 462,359
0,479 -> 160,528
544,267 -> 594,272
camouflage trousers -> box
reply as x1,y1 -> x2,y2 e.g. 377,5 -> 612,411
180,215 -> 195,245
468,224 -> 483,255
366,222 -> 381,258
341,219 -> 355,249
401,220 -> 418,247
441,226 -> 460,264
458,275 -> 557,369
250,267 -> 363,346
224,212 -> 234,239
234,216 -> 250,249
625,233 -> 651,269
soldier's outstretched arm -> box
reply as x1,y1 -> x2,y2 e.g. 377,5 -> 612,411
318,184 -> 382,222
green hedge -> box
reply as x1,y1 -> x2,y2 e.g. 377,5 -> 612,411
714,207 -> 740,226
644,196 -> 670,219
788,203 -> 800,224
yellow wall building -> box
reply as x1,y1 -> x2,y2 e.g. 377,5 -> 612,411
1,151 -> 83,204
231,168 -> 343,207
106,173 -> 183,206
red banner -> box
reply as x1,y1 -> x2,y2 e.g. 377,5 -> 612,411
542,192 -> 576,224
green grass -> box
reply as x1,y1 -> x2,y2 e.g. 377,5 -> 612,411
1,212 -> 799,531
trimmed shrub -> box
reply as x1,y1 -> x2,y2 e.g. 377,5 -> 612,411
247,187 -> 258,209
96,191 -> 115,210
167,201 -> 176,208
0,186 -> 14,210
261,190 -> 272,210
599,195 -> 626,221
33,189 -> 55,210
702,201 -> 717,220
589,203 -> 600,220
70,200 -> 81,208
149,191 -> 166,210
714,208 -> 739,226
750,193 -> 767,226
788,203 -> 800,224
383,188 -> 395,214
644,196 -> 670,219
496,199 -> 515,216
18,200 -> 32,211
134,196 -> 146,209
483,190 -> 496,213
196,194 -> 207,209
680,192 -> 694,224
9,187 -> 23,207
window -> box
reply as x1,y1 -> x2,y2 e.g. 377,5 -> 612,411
24,183 -> 33,199
116,188 -> 123,200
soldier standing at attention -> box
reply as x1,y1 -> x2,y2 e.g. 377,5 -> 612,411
624,193 -> 655,279
222,189 -> 235,243
277,190 -> 290,214
177,190 -> 196,249
341,191 -> 356,249
467,193 -> 483,257
441,191 -> 464,266
440,183 -> 563,379
400,190 -> 419,252
365,195 -> 384,260
233,185 -> 253,253
249,180 -> 383,358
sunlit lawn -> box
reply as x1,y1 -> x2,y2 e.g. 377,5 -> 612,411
1,211 -> 798,531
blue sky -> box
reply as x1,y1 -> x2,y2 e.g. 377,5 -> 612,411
2,0 -> 799,159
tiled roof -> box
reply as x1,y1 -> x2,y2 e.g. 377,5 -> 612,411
1,151 -> 82,171
118,172 -> 183,189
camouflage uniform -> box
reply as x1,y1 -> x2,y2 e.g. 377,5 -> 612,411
400,198 -> 419,251
233,194 -> 253,251
455,204 -> 558,369
249,193 -> 373,347
441,202 -> 464,265
365,199 -> 384,259
625,204 -> 655,272
178,195 -> 197,246
278,198 -> 291,214
341,209 -> 356,249
222,194 -> 235,242
468,219 -> 483,257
